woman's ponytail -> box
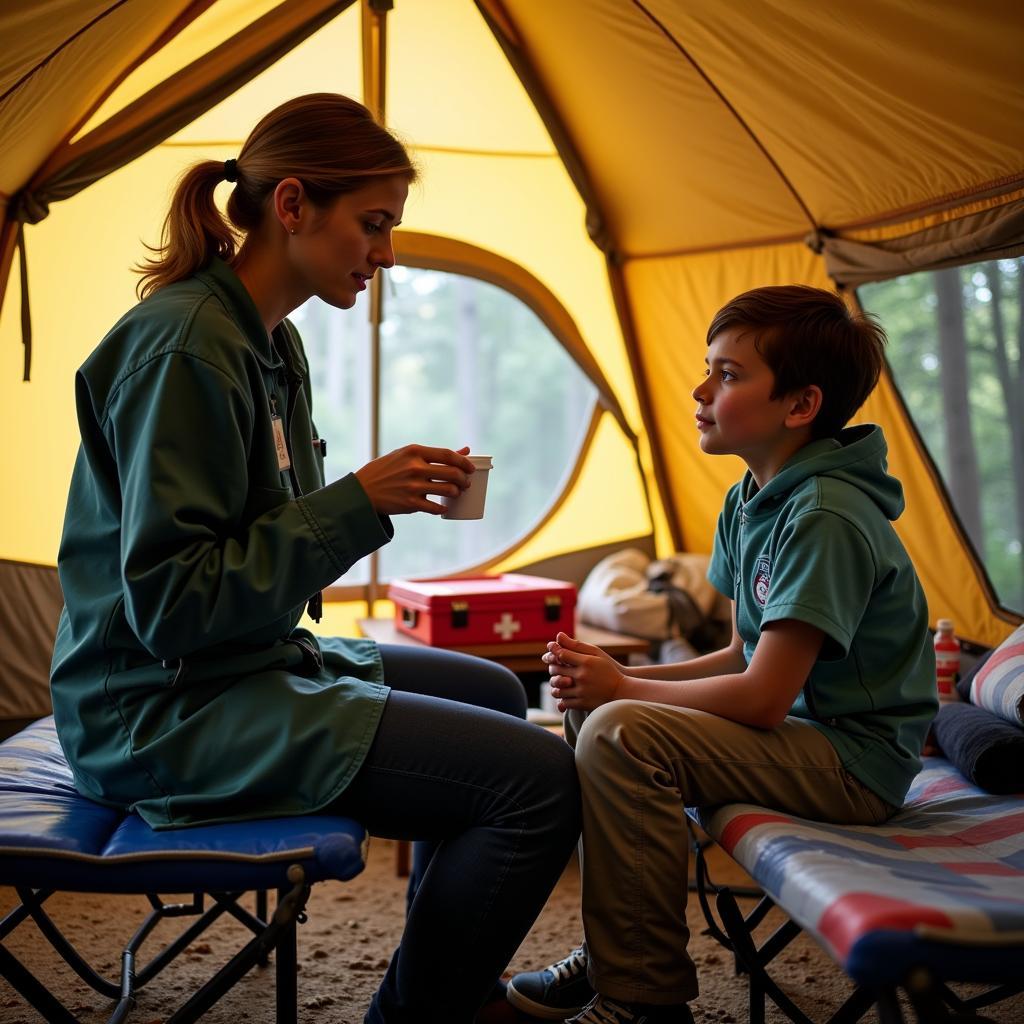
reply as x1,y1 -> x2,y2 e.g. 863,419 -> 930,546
135,94 -> 415,300
135,160 -> 238,300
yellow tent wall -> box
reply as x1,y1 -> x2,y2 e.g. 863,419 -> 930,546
626,243 -> 1018,650
1,0 -> 1022,651
0,1 -> 661,643
494,0 -> 1024,647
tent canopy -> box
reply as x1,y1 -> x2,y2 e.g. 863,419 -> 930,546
1,0 -> 1021,704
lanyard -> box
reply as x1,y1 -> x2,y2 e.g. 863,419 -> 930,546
270,339 -> 323,623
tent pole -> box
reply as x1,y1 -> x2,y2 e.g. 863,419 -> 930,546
361,0 -> 391,611
361,0 -> 391,124
366,270 -> 383,613
474,0 -> 611,253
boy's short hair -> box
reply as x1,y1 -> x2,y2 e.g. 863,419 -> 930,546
706,285 -> 887,438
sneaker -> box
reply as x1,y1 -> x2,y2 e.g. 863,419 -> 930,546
506,946 -> 595,1020
567,995 -> 694,1024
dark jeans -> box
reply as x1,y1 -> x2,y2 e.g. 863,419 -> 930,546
328,644 -> 581,1024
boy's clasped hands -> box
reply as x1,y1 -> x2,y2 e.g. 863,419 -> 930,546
543,632 -> 624,711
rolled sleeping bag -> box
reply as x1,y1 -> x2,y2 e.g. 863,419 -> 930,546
931,700 -> 1024,795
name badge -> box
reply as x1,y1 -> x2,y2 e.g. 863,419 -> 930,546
271,413 -> 291,471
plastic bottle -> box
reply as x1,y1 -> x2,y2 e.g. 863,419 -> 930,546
934,619 -> 961,703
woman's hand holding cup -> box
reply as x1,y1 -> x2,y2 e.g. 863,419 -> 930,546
355,444 -> 475,515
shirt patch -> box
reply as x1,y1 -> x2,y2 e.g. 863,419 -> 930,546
753,555 -> 771,607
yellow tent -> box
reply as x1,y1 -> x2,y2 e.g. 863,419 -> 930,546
2,0 -> 1022,725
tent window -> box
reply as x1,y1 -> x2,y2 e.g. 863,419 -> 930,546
858,258 -> 1024,615
293,266 -> 597,584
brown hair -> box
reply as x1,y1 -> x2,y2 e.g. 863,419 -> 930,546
136,93 -> 416,299
706,285 -> 887,438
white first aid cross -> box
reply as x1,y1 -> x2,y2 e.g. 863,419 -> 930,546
492,613 -> 522,641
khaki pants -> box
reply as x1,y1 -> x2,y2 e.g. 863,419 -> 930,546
565,701 -> 894,1005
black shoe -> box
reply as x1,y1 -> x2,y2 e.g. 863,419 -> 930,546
506,946 -> 595,1020
567,995 -> 694,1024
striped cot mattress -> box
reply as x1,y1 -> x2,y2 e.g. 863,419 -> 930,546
695,756 -> 1024,989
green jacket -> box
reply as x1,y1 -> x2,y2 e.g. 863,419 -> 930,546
708,425 -> 937,807
50,259 -> 391,829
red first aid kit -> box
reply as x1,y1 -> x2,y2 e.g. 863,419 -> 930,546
388,573 -> 577,647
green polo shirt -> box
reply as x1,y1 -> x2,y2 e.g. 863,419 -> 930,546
708,426 -> 937,807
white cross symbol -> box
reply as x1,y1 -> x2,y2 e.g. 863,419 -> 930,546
493,613 -> 522,641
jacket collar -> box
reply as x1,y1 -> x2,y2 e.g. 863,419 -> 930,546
195,258 -> 283,368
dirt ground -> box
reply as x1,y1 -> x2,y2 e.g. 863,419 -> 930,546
1,837 -> 1020,1024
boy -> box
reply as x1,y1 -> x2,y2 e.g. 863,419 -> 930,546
507,285 -> 937,1024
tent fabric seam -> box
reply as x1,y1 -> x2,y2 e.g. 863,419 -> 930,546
0,558 -> 60,570
622,176 -> 1024,263
0,1 -> 132,107
35,1 -> 221,192
822,199 -> 1024,287
155,141 -> 559,159
473,0 -> 613,254
832,173 -> 1024,235
622,182 -> 1024,267
476,1 -> 681,549
630,0 -> 817,234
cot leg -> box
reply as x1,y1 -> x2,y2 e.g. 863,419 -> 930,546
166,868 -> 309,1024
903,970 -> 1000,1023
749,969 -> 766,1024
0,943 -> 79,1024
716,888 -> 816,1024
691,824 -> 764,958
875,988 -> 905,1024
692,836 -> 735,953
963,980 -> 1024,1012
276,885 -> 298,1024
257,890 -> 270,966
830,986 -> 878,1024
14,887 -> 119,998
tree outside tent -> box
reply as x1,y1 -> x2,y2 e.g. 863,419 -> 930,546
860,257 -> 1024,614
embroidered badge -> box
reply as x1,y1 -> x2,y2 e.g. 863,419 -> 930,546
753,555 -> 771,607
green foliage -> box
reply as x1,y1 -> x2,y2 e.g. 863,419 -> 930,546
860,258 -> 1023,613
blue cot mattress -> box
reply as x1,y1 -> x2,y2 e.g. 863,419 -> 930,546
0,716 -> 366,893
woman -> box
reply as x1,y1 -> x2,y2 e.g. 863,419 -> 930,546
50,93 -> 580,1023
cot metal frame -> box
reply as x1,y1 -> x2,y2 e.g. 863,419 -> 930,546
0,867 -> 309,1024
690,824 -> 1019,1024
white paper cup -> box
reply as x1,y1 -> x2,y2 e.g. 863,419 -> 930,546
442,455 -> 493,520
